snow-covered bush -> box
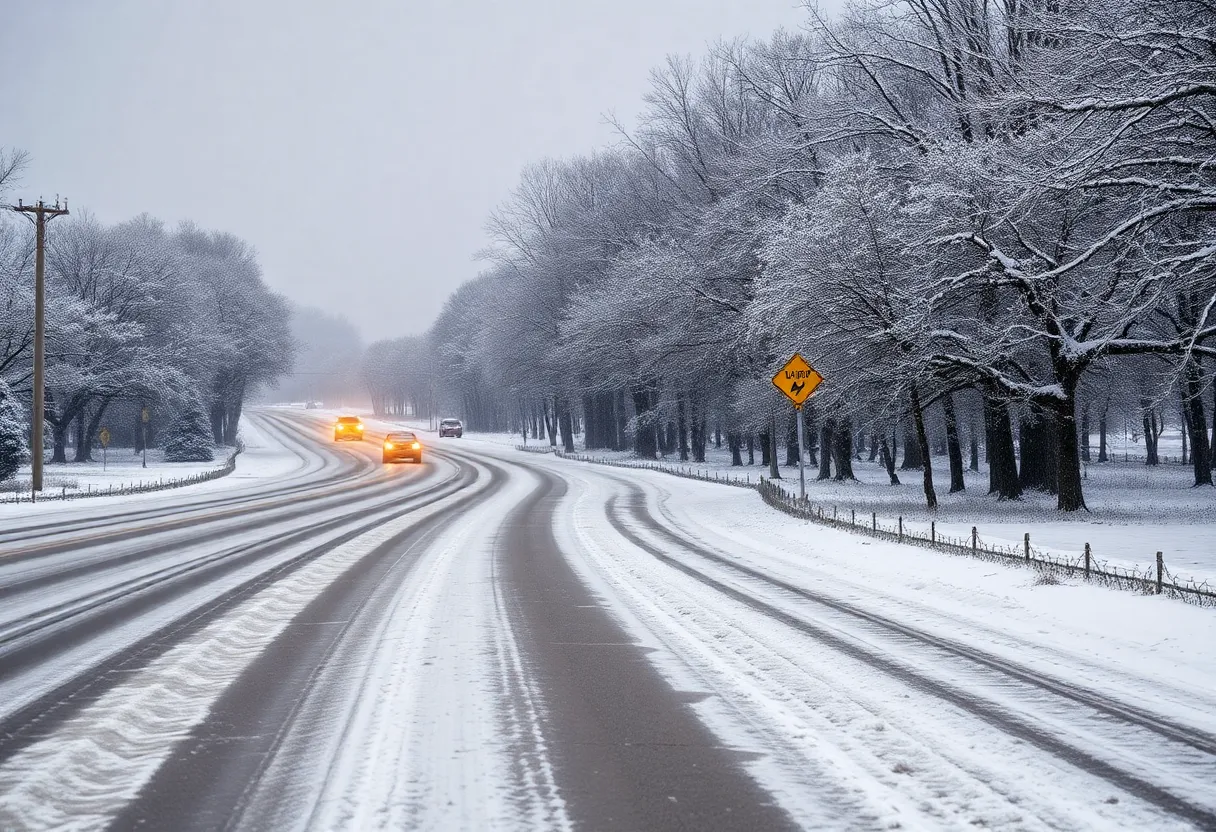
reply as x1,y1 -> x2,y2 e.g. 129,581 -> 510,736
163,393 -> 215,462
0,378 -> 28,481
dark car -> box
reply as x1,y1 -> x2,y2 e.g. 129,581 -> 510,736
439,418 -> 463,438
333,415 -> 365,441
383,431 -> 423,463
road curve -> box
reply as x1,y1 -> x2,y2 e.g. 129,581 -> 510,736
1,412 -> 1213,831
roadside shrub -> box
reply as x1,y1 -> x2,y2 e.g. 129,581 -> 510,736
163,393 -> 215,462
0,379 -> 28,481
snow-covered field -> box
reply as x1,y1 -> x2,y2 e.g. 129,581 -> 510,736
403,420 -> 1216,585
0,411 -> 312,518
2,446 -> 235,501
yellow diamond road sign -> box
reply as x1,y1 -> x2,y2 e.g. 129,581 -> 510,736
772,353 -> 823,407
99,427 -> 111,448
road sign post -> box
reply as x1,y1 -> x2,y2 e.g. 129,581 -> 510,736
141,408 -> 149,469
771,353 -> 824,501
99,427 -> 111,472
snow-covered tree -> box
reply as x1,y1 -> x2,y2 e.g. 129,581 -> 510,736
0,377 -> 27,481
162,391 -> 215,463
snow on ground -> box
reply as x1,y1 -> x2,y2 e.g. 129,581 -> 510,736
1,447 -> 234,501
0,411 -> 311,518
428,420 -> 1216,585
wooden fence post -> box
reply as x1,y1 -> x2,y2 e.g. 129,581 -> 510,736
1025,533 -> 1030,560
931,521 -> 936,544
872,511 -> 877,531
1156,552 -> 1164,594
1084,543 -> 1091,579
851,509 -> 855,526
971,526 -> 977,551
898,516 -> 903,542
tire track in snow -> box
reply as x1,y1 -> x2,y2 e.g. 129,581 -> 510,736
0,455 -> 487,831
604,488 -> 1216,829
0,456 -> 475,761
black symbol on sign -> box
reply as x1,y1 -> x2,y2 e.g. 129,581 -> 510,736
790,381 -> 806,396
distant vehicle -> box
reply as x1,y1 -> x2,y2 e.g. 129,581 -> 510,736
383,431 -> 423,464
333,415 -> 364,441
305,401 -> 319,410
439,418 -> 463,438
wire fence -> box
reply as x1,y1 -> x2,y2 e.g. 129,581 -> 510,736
756,478 -> 1216,608
517,443 -> 1216,609
2,443 -> 244,505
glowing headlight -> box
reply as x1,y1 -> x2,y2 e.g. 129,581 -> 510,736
336,424 -> 344,430
411,442 -> 421,449
384,442 -> 394,450
356,423 -> 364,430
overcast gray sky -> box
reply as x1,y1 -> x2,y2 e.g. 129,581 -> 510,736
1,1 -> 812,342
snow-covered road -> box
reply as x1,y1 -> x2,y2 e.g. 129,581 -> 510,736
1,410 -> 1213,831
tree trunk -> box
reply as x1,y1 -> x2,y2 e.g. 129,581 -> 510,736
805,406 -> 818,466
1019,406 -> 1059,494
1080,400 -> 1091,462
900,421 -> 923,470
728,432 -> 743,466
767,412 -> 781,480
759,429 -> 771,466
690,399 -> 706,463
746,434 -> 755,465
558,397 -> 576,454
868,431 -> 879,462
816,418 -> 833,480
942,393 -> 965,493
833,417 -> 856,480
677,394 -> 690,462
880,433 -> 900,484
969,416 -> 980,472
210,400 -> 225,446
1098,409 -> 1108,462
83,398 -> 110,463
1182,361 -> 1213,485
984,392 -> 1021,500
51,418 -> 69,464
1141,398 -> 1158,465
785,417 -> 799,466
1054,381 -> 1087,511
73,407 -> 90,463
910,385 -> 936,509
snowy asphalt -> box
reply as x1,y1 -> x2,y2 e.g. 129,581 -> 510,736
0,409 -> 1214,830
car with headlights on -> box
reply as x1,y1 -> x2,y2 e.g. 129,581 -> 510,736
333,415 -> 365,441
383,431 -> 423,463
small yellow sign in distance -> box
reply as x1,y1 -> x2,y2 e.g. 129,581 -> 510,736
98,427 -> 111,448
772,352 -> 823,407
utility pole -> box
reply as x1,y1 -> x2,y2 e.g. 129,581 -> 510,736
11,198 -> 69,493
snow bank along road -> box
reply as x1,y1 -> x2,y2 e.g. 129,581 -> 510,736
1,411 -> 1214,831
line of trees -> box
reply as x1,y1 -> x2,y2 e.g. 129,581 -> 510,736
364,0 -> 1214,512
0,149 -> 294,473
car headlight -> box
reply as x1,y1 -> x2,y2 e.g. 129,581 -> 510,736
384,442 -> 394,449
411,442 -> 421,449
336,425 -> 344,430
356,423 -> 364,430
